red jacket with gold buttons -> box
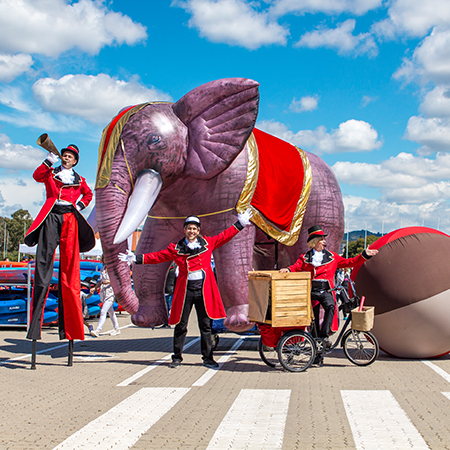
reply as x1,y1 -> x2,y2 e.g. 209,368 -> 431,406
24,160 -> 95,252
138,223 -> 243,325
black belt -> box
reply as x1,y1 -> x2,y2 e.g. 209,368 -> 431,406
52,204 -> 75,214
312,280 -> 330,291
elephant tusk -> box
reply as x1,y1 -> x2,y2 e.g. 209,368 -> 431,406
113,169 -> 163,245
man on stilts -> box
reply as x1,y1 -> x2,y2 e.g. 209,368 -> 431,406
24,135 -> 95,369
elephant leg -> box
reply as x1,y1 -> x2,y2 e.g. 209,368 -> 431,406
214,223 -> 256,332
132,218 -> 179,328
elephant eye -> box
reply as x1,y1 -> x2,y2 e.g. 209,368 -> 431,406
147,134 -> 161,146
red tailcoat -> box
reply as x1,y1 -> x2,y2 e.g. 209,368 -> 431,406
140,223 -> 242,325
24,161 -> 95,252
289,249 -> 370,331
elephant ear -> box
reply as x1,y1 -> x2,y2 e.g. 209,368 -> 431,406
173,78 -> 259,179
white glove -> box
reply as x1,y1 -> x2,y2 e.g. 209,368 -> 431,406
238,208 -> 253,227
118,249 -> 136,265
46,152 -> 59,165
76,204 -> 82,211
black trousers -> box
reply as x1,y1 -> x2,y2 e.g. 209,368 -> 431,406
311,290 -> 335,338
173,283 -> 213,362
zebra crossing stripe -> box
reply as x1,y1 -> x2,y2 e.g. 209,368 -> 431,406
206,389 -> 290,450
421,360 -> 450,383
53,387 -> 190,450
443,392 -> 450,401
341,390 -> 429,450
192,336 -> 245,387
117,337 -> 201,387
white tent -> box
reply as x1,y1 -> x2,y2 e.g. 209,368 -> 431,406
18,238 -> 104,258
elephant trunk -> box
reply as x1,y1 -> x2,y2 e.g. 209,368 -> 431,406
96,183 -> 139,314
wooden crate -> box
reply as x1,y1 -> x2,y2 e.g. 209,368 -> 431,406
248,271 -> 312,327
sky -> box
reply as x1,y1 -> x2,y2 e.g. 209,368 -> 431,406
1,0 -> 450,234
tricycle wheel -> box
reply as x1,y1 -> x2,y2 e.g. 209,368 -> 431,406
342,329 -> 379,366
278,330 -> 316,372
258,337 -> 279,368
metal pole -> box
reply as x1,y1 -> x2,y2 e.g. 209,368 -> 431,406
346,219 -> 349,259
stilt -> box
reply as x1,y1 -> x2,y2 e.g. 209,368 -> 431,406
68,340 -> 74,366
31,340 -> 37,370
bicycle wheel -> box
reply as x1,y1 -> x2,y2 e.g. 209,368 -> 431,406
277,330 -> 316,372
258,337 -> 280,368
342,329 -> 379,366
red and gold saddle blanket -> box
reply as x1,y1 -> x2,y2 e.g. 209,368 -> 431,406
237,128 -> 311,246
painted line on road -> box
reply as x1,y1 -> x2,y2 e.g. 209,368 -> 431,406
206,389 -> 290,450
0,324 -> 134,366
53,387 -> 190,450
341,390 -> 429,450
192,336 -> 245,387
117,337 -> 201,387
442,392 -> 450,402
421,360 -> 450,384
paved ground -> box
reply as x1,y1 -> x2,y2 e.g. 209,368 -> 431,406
1,313 -> 450,449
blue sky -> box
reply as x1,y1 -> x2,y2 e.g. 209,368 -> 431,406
1,0 -> 450,234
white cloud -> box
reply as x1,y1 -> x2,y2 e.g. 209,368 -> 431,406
0,176 -> 45,218
394,27 -> 450,86
420,86 -> 450,118
361,95 -> 377,107
173,0 -> 289,49
0,53 -> 33,82
342,195 -> 449,233
405,116 -> 450,154
0,133 -> 47,170
333,152 -> 450,203
270,0 -> 382,17
0,0 -> 147,57
32,74 -> 173,124
289,95 -> 319,113
295,19 -> 378,57
0,85 -> 88,132
373,0 -> 450,39
258,118 -> 382,154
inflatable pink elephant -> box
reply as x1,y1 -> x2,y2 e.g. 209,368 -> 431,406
94,78 -> 344,331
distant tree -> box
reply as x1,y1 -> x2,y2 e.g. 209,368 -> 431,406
342,235 -> 379,258
1,209 -> 34,260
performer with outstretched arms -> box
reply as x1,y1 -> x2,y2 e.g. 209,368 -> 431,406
280,225 -> 378,344
25,138 -> 95,369
119,209 -> 252,369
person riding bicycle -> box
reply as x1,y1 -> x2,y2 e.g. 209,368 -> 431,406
280,225 -> 378,346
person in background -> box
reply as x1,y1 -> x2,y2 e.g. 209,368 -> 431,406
91,260 -> 120,337
80,278 -> 95,335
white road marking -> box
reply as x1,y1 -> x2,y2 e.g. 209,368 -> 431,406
192,336 -> 245,387
206,389 -> 290,450
0,324 -> 134,366
442,392 -> 450,401
53,387 -> 190,450
421,360 -> 450,383
117,337 -> 201,387
341,390 -> 429,450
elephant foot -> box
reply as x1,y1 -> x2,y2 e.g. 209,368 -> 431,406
224,304 -> 253,332
131,303 -> 167,328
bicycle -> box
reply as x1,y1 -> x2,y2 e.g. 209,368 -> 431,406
258,279 -> 379,372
